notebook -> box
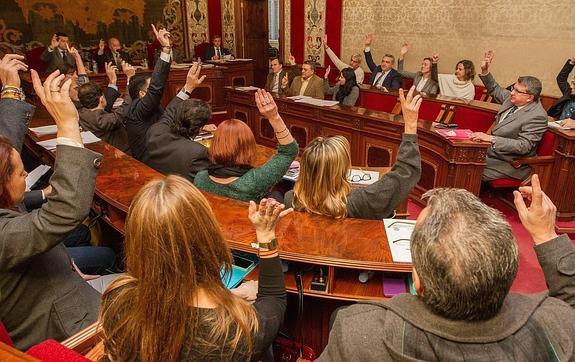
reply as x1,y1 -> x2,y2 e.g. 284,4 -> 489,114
435,128 -> 473,140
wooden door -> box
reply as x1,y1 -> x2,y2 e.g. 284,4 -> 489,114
235,0 -> 268,87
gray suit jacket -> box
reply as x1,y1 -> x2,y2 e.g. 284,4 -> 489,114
0,99 -> 103,349
479,73 -> 548,180
397,59 -> 439,95
40,47 -> 77,73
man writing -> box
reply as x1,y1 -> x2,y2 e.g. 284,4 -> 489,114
470,50 -> 548,181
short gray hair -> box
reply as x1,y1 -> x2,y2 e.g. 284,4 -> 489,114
411,188 -> 518,321
518,76 -> 542,101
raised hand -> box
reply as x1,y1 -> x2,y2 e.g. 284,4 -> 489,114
248,198 -> 292,242
400,43 -> 409,58
398,86 -> 422,134
324,65 -> 331,79
432,54 -> 439,64
50,34 -> 58,49
184,62 -> 206,93
570,56 -> 575,65
120,61 -> 135,79
151,24 -> 170,48
104,62 -> 118,84
255,88 -> 279,120
66,44 -> 81,61
513,174 -> 558,245
364,33 -> 374,47
281,73 -> 289,88
323,34 -> 328,46
0,53 -> 28,88
481,50 -> 494,74
288,53 -> 295,65
31,69 -> 82,144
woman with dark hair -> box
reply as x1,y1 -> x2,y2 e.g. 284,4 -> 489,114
432,55 -> 476,101
194,89 -> 298,202
323,66 -> 360,106
397,43 -> 439,95
100,178 -> 290,361
283,87 -> 422,220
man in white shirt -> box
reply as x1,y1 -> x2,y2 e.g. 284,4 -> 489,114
363,34 -> 401,90
323,34 -> 364,84
264,56 -> 299,93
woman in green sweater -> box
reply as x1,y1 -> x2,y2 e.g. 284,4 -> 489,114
194,89 -> 298,202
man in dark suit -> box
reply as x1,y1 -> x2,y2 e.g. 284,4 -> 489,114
470,50 -> 548,181
144,63 -> 213,181
95,37 -> 132,68
363,34 -> 401,90
0,54 -> 108,349
264,56 -> 299,93
203,35 -> 232,61
123,25 -> 172,161
39,32 -> 77,73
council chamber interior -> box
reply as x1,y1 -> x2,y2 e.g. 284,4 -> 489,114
1,0 -> 574,360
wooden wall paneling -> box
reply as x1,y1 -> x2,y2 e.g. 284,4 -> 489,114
235,0 -> 269,87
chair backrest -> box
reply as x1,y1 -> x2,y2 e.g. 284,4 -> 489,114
537,130 -> 555,156
194,42 -> 211,60
25,46 -> 47,74
0,321 -> 13,347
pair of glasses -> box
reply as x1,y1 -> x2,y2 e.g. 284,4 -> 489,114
511,86 -> 530,95
350,172 -> 372,182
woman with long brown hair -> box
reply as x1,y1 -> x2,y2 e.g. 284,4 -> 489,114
194,89 -> 298,202
284,87 -> 423,220
99,176 -> 290,361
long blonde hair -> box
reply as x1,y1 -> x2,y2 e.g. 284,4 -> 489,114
293,136 -> 352,219
99,176 -> 258,361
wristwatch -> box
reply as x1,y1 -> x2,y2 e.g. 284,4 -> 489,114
257,238 -> 278,252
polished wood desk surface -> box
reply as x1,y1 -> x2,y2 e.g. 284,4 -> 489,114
26,114 -> 411,280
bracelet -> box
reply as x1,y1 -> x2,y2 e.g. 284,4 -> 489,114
0,93 -> 21,100
162,45 -> 172,49
274,127 -> 288,135
1,89 -> 24,101
276,132 -> 290,140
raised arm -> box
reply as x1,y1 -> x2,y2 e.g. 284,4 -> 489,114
163,62 -> 206,122
514,174 -> 575,308
363,34 -> 377,72
67,44 -> 87,78
556,57 -> 575,96
248,198 -> 290,357
323,34 -> 347,71
0,54 -> 35,152
347,87 -> 421,219
1,70 -> 100,271
478,50 -> 509,103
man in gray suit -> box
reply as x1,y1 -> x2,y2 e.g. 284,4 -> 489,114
0,55 -> 105,349
40,32 -> 77,73
470,50 -> 548,181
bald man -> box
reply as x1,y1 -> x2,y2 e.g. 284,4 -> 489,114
96,37 -> 132,67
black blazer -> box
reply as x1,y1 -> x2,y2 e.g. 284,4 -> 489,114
203,45 -> 232,61
548,60 -> 575,120
96,48 -> 132,67
364,50 -> 401,90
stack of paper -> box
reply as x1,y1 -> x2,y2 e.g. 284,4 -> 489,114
383,219 -> 416,263
29,125 -> 58,136
236,86 -> 259,91
548,120 -> 572,130
25,164 -> 51,191
37,131 -> 101,151
294,98 -> 339,107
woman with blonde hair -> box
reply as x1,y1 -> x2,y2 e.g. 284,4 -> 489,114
99,176 -> 289,361
284,87 -> 423,220
194,89 -> 298,202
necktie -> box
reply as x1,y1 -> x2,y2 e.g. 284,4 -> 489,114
501,106 -> 517,123
273,73 -> 279,93
216,47 -> 221,58
373,71 -> 386,87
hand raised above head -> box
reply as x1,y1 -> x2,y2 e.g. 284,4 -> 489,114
50,34 -> 58,49
248,197 -> 292,239
324,65 -> 331,79
151,24 -> 170,47
323,34 -> 328,46
288,53 -> 295,66
398,86 -> 421,134
66,44 -> 80,60
104,62 -> 118,83
31,69 -> 81,143
480,50 -> 494,73
184,62 -> 206,92
255,88 -> 279,120
364,33 -> 374,47
400,43 -> 409,56
120,61 -> 136,78
432,54 -> 439,64
0,53 -> 27,88
513,174 -> 558,245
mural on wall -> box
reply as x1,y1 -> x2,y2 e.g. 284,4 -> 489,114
221,0 -> 235,54
304,0 -> 325,65
0,0 -> 185,62
183,0 -> 208,57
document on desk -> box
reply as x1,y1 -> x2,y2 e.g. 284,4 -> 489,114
29,125 -> 58,136
236,86 -> 259,91
25,164 -> 51,191
548,120 -> 573,130
294,98 -> 340,107
37,131 -> 101,151
383,219 -> 416,263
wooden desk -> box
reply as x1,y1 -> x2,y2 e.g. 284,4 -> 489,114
225,87 -> 490,205
205,60 -> 254,87
548,127 -> 575,220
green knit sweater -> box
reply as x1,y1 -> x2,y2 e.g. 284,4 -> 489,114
194,141 -> 298,202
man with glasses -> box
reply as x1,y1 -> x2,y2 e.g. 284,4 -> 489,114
323,34 -> 364,84
548,56 -> 575,128
470,50 -> 548,181
280,60 -> 324,99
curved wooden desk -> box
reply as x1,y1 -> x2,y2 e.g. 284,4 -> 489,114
226,87 -> 491,204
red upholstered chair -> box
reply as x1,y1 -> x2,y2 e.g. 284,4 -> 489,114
194,42 -> 211,61
487,130 -> 556,191
452,106 -> 496,133
25,47 -> 47,74
27,340 -> 90,361
0,321 -> 13,347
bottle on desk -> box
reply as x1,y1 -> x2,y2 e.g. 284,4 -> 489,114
142,58 -> 149,69
91,59 -> 98,74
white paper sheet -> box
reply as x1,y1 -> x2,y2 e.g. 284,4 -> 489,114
383,219 -> 416,263
37,131 -> 101,151
294,98 -> 339,107
25,164 -> 51,191
29,125 -> 58,136
236,86 -> 259,91
548,120 -> 572,130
